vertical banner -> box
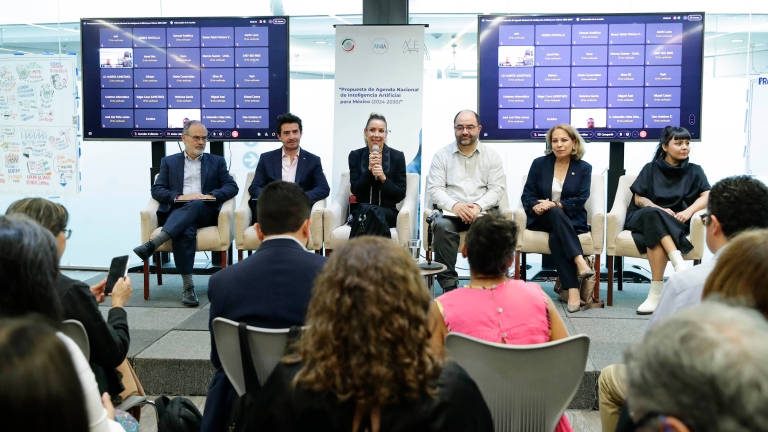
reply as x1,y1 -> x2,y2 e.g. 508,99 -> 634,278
746,75 -> 768,175
0,55 -> 79,197
332,25 -> 425,194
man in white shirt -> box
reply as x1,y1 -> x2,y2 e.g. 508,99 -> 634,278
426,110 -> 506,291
598,175 -> 768,432
247,113 -> 330,205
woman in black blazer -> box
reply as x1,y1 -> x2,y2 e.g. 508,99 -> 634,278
348,112 -> 407,227
521,124 -> 594,312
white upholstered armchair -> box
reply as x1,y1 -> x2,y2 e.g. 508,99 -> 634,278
323,172 -> 420,255
234,172 -> 326,260
139,174 -> 236,300
605,175 -> 705,306
513,175 -> 605,296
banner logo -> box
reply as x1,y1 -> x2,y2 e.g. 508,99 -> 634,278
402,39 -> 420,54
341,38 -> 355,52
372,38 -> 388,54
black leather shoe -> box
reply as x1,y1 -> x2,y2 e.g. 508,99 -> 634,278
182,287 -> 199,307
133,240 -> 157,261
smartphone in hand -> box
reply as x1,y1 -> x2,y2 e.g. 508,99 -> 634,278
104,255 -> 130,295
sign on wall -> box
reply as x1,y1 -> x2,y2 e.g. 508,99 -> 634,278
332,25 -> 425,194
0,55 -> 79,197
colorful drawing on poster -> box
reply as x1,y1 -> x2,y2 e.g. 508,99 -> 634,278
0,66 -> 15,93
17,62 -> 44,83
54,153 -> 76,186
50,61 -> 69,90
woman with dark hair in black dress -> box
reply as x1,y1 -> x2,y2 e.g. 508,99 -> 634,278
626,126 -> 710,315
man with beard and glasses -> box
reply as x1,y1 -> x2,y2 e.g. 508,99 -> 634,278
426,110 -> 507,292
247,113 -> 330,205
133,120 -> 238,306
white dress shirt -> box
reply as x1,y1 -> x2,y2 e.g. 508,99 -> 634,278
182,152 -> 203,195
427,140 -> 506,212
263,234 -> 307,250
551,178 -> 563,202
281,148 -> 300,183
646,245 -> 726,332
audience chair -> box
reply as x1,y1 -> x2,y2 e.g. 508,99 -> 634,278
212,317 -> 298,393
606,175 -> 705,306
234,172 -> 326,260
60,319 -> 147,411
513,175 -> 606,297
61,319 -> 90,362
446,332 -> 590,432
421,176 -> 512,259
323,172 -> 419,256
139,174 -> 237,300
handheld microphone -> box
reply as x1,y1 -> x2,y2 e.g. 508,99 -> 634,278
371,145 -> 379,153
426,209 -> 441,224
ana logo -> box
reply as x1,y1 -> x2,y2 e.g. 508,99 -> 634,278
341,38 -> 355,52
372,38 -> 388,54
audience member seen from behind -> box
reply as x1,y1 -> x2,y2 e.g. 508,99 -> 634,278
702,229 -> 768,317
247,237 -> 494,432
521,124 -> 594,312
0,215 -> 124,432
598,176 -> 768,432
6,198 -> 133,400
202,181 -> 327,432
0,318 -> 89,432
625,126 -> 710,314
624,301 -> 768,432
430,210 -> 573,432
348,112 -> 407,228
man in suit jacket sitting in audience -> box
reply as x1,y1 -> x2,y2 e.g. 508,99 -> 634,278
133,120 -> 239,307
201,181 -> 327,432
247,113 -> 330,205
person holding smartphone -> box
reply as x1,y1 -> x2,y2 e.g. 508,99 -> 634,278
5,198 -> 133,401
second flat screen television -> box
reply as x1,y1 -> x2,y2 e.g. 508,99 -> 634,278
478,13 -> 705,142
81,16 -> 289,141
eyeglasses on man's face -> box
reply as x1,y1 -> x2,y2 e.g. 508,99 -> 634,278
186,135 -> 208,142
454,125 -> 478,132
62,229 -> 72,239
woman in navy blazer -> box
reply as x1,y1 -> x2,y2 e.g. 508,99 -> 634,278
521,124 -> 595,312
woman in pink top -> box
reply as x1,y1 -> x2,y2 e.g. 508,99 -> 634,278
429,211 -> 573,432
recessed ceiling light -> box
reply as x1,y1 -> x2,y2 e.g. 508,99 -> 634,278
731,39 -> 744,42
315,41 -> 328,44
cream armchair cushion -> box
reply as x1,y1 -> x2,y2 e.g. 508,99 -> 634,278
234,172 -> 325,252
421,175 -> 512,252
323,172 -> 420,251
513,174 -> 605,256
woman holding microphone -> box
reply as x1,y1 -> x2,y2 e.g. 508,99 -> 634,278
521,124 -> 594,313
347,112 -> 407,228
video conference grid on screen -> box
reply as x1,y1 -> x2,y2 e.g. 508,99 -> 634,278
80,17 -> 289,141
478,13 -> 704,142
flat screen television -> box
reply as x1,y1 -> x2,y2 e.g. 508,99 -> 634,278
477,13 -> 704,142
80,16 -> 289,141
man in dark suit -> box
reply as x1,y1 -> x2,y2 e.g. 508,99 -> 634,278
247,113 -> 330,204
201,181 -> 326,432
133,120 -> 239,306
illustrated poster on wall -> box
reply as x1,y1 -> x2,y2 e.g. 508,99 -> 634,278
0,55 -> 79,197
